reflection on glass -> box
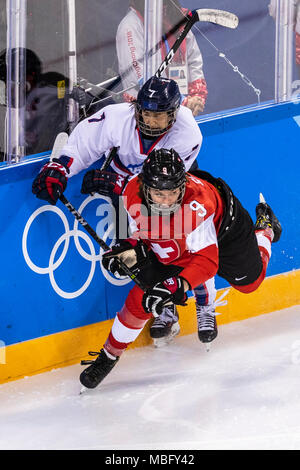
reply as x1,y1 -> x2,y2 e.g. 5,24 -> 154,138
0,0 -> 6,162
73,0 -> 130,115
179,0 -> 276,116
116,0 -> 207,116
296,1 -> 300,78
0,47 -> 69,157
269,0 -> 300,78
1,0 -> 299,162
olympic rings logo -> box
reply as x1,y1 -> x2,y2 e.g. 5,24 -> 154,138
22,195 -> 131,299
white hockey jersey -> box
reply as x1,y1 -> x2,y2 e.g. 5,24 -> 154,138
61,102 -> 202,178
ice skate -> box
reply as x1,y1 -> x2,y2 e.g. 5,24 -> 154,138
195,289 -> 229,350
255,193 -> 282,243
196,304 -> 218,344
79,349 -> 119,389
150,305 -> 180,348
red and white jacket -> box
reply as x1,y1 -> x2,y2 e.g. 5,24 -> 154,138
122,173 -> 225,289
116,7 -> 208,103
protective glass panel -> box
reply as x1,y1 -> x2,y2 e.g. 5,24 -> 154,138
1,0 -> 299,163
293,1 -> 300,81
273,0 -> 300,102
163,0 -> 299,118
118,0 -> 298,118
24,0 -> 70,157
1,0 -> 131,162
173,0 -> 275,118
113,0 -> 277,118
1,0 -> 70,162
0,1 -> 6,163
74,0 -> 131,114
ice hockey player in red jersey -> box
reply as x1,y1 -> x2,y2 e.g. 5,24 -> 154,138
79,148 -> 282,389
32,76 -> 203,347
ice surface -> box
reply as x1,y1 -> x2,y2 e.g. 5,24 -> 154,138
1,305 -> 300,450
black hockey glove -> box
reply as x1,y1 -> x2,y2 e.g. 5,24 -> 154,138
142,276 -> 188,317
32,158 -> 69,205
81,170 -> 128,197
102,239 -> 149,279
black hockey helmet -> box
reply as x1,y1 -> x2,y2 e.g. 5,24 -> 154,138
141,148 -> 186,215
135,76 -> 181,137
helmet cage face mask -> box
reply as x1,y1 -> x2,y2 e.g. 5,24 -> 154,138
141,148 -> 186,215
135,104 -> 178,138
143,182 -> 186,215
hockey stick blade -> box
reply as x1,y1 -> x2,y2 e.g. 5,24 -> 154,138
195,9 -> 239,29
50,132 -> 69,160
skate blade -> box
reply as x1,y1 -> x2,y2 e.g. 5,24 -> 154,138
153,322 -> 180,348
259,192 -> 266,204
79,385 -> 96,395
204,343 -> 211,352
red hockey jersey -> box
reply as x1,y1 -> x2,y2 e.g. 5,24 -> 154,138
122,173 -> 225,289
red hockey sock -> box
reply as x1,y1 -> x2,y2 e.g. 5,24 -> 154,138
104,285 -> 152,357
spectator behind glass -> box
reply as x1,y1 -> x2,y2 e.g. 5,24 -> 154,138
0,47 -> 69,156
116,0 -> 208,116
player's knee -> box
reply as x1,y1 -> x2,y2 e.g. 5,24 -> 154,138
231,268 -> 266,294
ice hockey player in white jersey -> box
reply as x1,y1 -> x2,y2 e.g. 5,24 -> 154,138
41,76 -> 202,179
32,75 -> 209,348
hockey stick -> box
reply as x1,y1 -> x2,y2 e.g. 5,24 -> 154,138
50,131 -> 118,171
194,9 -> 238,29
100,146 -> 118,170
78,8 -> 238,104
50,131 -> 69,160
60,193 -> 174,314
77,16 -> 188,103
47,133 -> 144,288
59,193 -> 146,290
155,9 -> 238,78
48,139 -> 179,318
48,133 -> 145,289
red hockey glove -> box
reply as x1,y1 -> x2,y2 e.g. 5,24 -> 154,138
32,158 -> 69,205
81,170 -> 128,197
102,239 -> 149,279
142,276 -> 188,317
